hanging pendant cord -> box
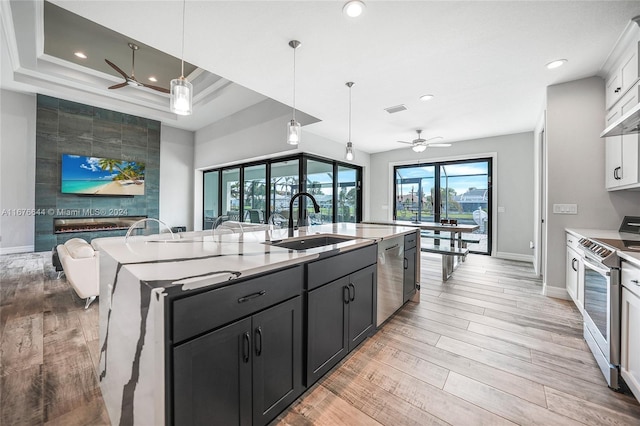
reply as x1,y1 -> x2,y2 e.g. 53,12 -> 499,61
292,47 -> 296,120
180,0 -> 186,78
348,85 -> 352,142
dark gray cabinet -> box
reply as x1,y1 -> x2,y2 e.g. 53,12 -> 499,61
403,232 -> 418,302
306,264 -> 376,385
173,317 -> 252,425
170,266 -> 303,426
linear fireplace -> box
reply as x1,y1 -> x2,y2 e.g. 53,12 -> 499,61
54,216 -> 147,234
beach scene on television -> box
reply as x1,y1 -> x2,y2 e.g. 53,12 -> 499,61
61,154 -> 145,195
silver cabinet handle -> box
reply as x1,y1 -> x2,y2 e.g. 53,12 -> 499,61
631,279 -> 640,285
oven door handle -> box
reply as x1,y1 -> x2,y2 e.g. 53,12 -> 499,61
582,256 -> 611,276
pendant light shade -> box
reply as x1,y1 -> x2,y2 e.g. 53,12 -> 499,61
170,77 -> 192,115
345,142 -> 354,161
345,82 -> 355,161
287,40 -> 301,145
287,119 -> 301,145
170,0 -> 192,116
412,144 -> 427,153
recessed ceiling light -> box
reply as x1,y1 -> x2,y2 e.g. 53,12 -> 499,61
343,0 -> 366,18
546,59 -> 567,70
419,94 -> 434,101
148,76 -> 158,82
74,51 -> 87,59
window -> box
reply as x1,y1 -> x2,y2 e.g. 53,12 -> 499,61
202,154 -> 362,228
337,165 -> 359,223
306,159 -> 333,225
203,170 -> 219,229
270,159 -> 300,222
243,164 -> 266,223
221,168 -> 240,221
394,158 -> 491,254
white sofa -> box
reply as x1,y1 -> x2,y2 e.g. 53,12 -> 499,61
57,238 -> 99,309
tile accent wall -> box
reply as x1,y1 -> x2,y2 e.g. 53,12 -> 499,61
34,95 -> 160,251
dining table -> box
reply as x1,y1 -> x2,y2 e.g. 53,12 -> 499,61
363,219 -> 480,281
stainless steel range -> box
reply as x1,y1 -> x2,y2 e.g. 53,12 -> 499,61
578,237 -> 621,389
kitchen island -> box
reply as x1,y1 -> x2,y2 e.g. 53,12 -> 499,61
91,222 -> 417,425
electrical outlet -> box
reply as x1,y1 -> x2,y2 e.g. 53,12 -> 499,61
552,204 -> 577,214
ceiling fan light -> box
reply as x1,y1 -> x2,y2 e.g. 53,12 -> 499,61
287,119 -> 301,145
345,142 -> 355,161
412,144 -> 426,153
170,77 -> 192,115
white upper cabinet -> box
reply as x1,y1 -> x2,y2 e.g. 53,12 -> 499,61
606,47 -> 639,110
606,87 -> 640,190
603,18 -> 640,191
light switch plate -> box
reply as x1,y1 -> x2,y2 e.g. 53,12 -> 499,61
552,204 -> 578,214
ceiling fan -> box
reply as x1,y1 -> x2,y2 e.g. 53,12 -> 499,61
397,130 -> 451,152
105,43 -> 169,94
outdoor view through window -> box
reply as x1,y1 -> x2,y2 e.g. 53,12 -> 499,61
394,159 -> 491,254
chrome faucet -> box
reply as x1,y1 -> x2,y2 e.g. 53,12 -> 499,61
288,192 -> 321,237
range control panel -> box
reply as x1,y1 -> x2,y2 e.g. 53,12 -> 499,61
578,238 -> 613,259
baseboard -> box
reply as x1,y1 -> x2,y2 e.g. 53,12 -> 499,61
495,251 -> 534,263
0,245 -> 35,255
543,283 -> 571,300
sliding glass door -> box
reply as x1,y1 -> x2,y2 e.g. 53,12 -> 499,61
394,158 -> 491,254
203,153 -> 362,228
337,165 -> 359,222
270,159 -> 300,222
243,164 -> 266,223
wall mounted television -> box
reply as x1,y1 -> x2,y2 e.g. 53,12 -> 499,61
61,154 -> 145,196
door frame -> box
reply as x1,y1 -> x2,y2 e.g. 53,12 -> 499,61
388,152 -> 497,256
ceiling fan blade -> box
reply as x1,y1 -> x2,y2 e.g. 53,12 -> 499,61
105,59 -> 129,80
423,136 -> 444,143
142,83 -> 170,94
426,143 -> 452,148
397,140 -> 412,144
108,82 -> 128,90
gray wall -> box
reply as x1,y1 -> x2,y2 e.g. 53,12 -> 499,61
160,124 -> 194,230
369,132 -> 535,259
544,76 -> 640,291
0,90 -> 36,253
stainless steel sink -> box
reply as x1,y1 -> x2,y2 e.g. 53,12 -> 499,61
267,234 -> 356,251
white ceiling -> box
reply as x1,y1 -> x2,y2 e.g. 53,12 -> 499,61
3,1 -> 640,154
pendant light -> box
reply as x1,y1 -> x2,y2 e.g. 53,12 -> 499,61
287,40 -> 302,145
345,82 -> 355,161
170,0 -> 192,115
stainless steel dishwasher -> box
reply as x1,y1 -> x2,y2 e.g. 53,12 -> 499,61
376,235 -> 404,326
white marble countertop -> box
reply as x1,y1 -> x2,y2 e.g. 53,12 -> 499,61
566,228 -> 640,266
92,222 -> 417,292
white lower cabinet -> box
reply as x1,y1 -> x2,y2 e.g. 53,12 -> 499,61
621,260 -> 640,401
565,234 -> 584,312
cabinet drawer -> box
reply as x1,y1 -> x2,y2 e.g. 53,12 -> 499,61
306,244 -> 377,290
404,231 -> 417,250
172,265 -> 303,343
622,260 -> 640,299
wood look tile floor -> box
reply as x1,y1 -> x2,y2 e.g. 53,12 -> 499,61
2,252 -> 640,425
